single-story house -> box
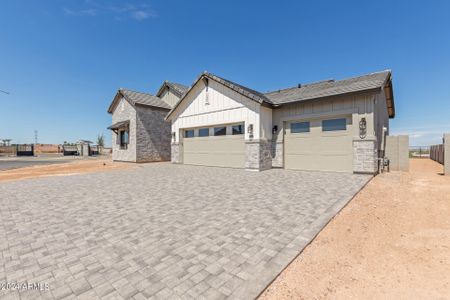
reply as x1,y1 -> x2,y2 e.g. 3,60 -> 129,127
107,82 -> 188,162
165,70 -> 395,174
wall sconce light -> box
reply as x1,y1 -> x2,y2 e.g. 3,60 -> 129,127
359,117 -> 367,139
171,132 -> 176,142
272,125 -> 278,135
248,124 -> 254,139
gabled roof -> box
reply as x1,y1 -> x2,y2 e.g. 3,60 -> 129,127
165,70 -> 395,120
264,70 -> 394,117
156,81 -> 189,98
107,88 -> 171,114
265,70 -> 390,104
165,71 -> 272,120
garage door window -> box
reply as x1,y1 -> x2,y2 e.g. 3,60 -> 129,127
291,122 -> 310,133
232,124 -> 244,135
322,118 -> 347,131
198,128 -> 209,137
184,130 -> 195,138
214,127 -> 227,136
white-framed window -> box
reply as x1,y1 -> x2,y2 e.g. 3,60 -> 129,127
119,130 -> 129,149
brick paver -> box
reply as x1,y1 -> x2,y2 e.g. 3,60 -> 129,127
0,163 -> 370,299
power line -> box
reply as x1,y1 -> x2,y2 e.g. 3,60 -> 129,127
0,89 -> 10,94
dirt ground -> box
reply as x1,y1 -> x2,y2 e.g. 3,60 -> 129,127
0,158 -> 133,182
260,159 -> 450,300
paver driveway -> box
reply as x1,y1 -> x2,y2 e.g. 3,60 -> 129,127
0,163 -> 370,300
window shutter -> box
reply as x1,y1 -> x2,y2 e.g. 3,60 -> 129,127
116,131 -> 121,145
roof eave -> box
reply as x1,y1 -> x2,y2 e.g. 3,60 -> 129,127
272,87 -> 382,107
165,73 -> 268,121
107,90 -> 125,114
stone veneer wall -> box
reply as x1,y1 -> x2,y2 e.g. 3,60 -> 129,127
271,141 -> 283,168
112,98 -> 137,162
245,140 -> 272,171
353,139 -> 377,174
171,143 -> 182,164
135,106 -> 171,163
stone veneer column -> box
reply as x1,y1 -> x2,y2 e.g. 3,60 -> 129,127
171,143 -> 182,164
352,139 -> 377,174
245,140 -> 272,171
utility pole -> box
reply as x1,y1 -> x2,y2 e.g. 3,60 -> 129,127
34,130 -> 38,145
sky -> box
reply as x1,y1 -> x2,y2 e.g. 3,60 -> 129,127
1,0 -> 450,147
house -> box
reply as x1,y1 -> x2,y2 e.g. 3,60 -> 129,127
107,82 -> 188,162
165,70 -> 395,174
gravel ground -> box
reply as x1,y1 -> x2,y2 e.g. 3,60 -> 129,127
259,159 -> 450,300
0,158 -> 132,182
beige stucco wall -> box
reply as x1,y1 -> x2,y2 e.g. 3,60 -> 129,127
111,97 -> 137,162
385,135 -> 409,171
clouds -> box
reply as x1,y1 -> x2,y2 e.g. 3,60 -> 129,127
63,0 -> 157,21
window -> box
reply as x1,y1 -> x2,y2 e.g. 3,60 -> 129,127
119,130 -> 129,149
184,130 -> 195,138
322,118 -> 347,131
198,128 -> 209,137
214,126 -> 227,136
291,122 -> 310,133
232,124 -> 244,135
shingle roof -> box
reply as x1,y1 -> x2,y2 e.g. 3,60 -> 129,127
156,81 -> 189,98
166,70 -> 394,120
168,82 -> 189,96
264,70 -> 391,105
202,72 -> 272,104
120,89 -> 171,109
107,88 -> 172,113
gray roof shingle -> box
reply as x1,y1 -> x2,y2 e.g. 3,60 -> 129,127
264,70 -> 391,105
156,81 -> 189,98
165,70 -> 394,120
120,89 -> 171,110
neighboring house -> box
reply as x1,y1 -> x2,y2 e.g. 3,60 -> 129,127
165,70 -> 395,174
107,83 -> 188,162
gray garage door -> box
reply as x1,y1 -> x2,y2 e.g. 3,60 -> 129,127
285,116 -> 353,172
183,124 -> 245,168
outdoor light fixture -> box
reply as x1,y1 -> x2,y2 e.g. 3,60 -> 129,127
272,125 -> 278,134
359,117 -> 367,139
172,132 -> 176,141
248,124 -> 254,139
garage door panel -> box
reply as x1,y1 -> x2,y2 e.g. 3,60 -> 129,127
285,117 -> 353,172
184,135 -> 244,168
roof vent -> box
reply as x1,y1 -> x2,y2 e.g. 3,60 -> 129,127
297,84 -> 302,88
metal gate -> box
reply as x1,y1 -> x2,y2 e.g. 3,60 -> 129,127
16,144 -> 34,156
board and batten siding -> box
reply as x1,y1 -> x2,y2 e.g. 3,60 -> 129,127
160,89 -> 181,108
272,92 -> 377,142
111,97 -> 137,162
374,88 -> 390,152
171,80 -> 262,142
